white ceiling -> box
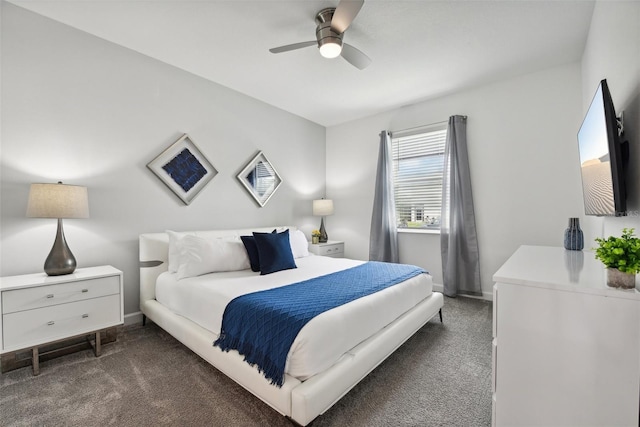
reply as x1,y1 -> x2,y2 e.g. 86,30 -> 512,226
8,0 -> 595,127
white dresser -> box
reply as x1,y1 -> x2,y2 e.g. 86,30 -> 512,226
0,266 -> 123,374
492,246 -> 640,426
308,240 -> 344,258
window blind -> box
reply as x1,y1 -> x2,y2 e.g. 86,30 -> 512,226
391,127 -> 447,229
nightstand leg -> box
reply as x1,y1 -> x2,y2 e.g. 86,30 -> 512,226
31,348 -> 40,376
94,331 -> 102,357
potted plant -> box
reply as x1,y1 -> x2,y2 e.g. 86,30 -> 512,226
311,230 -> 321,244
594,228 -> 640,289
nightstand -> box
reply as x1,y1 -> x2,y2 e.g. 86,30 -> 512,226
308,240 -> 344,258
0,266 -> 123,375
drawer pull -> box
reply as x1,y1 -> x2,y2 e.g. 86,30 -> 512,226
47,321 -> 55,326
82,314 -> 89,318
81,289 -> 89,293
46,294 -> 54,299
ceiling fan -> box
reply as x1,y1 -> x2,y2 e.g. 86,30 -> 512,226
269,0 -> 371,70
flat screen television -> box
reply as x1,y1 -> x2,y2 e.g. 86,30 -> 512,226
577,79 -> 628,216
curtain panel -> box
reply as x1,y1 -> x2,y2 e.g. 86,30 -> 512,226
370,131 -> 399,263
440,116 -> 481,297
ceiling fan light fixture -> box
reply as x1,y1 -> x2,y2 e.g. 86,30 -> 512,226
319,40 -> 342,59
269,1 -> 370,69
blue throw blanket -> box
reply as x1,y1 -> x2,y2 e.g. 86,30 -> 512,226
213,261 -> 426,386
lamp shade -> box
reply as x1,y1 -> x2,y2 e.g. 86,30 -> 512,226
27,183 -> 89,219
313,199 -> 334,216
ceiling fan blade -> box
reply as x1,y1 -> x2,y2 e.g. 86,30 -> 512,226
269,41 -> 317,54
341,43 -> 371,70
331,0 -> 364,34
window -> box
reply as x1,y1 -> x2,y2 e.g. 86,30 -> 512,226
391,125 -> 447,230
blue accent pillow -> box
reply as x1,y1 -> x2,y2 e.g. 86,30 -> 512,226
241,229 -> 278,272
253,229 -> 297,275
240,235 -> 261,272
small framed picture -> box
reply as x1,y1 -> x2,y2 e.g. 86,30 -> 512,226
237,151 -> 282,207
147,134 -> 218,205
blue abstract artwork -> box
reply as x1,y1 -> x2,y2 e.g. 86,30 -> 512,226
162,148 -> 207,192
148,134 -> 217,205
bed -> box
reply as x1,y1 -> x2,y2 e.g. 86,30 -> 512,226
139,226 -> 444,425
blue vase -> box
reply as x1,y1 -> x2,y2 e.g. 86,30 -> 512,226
564,218 -> 584,251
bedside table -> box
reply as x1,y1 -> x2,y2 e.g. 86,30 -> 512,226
308,240 -> 344,258
0,266 -> 123,375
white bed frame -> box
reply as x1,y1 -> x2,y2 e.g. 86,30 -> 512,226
139,227 -> 444,426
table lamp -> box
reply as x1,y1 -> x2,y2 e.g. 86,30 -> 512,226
313,199 -> 334,243
26,182 -> 90,276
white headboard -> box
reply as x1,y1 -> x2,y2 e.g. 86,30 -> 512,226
139,226 -> 296,307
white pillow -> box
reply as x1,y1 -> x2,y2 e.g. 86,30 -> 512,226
167,230 -> 187,273
289,229 -> 310,259
176,235 -> 251,280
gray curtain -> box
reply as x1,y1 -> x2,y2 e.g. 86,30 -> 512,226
441,116 -> 481,297
370,131 -> 399,263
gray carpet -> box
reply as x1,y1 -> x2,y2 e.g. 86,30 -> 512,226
0,297 -> 492,426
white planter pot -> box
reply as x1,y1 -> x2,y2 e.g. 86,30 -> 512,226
606,268 -> 636,289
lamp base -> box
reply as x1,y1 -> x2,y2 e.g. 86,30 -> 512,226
319,217 -> 328,243
44,219 -> 77,276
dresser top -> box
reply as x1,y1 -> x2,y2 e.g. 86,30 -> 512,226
0,266 -> 122,291
493,245 -> 640,300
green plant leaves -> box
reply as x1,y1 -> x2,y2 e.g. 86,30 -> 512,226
594,228 -> 640,274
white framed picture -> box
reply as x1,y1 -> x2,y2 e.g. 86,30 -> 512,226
237,151 -> 282,207
147,134 -> 217,205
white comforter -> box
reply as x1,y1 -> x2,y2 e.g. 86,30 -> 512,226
155,255 -> 433,380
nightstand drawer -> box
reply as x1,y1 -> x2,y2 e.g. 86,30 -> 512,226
2,276 -> 119,314
2,294 -> 121,351
308,241 -> 345,258
316,244 -> 344,257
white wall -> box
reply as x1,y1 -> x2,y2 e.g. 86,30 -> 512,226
3,1 -> 637,315
580,0 -> 640,243
0,3 -> 326,317
327,63 -> 584,298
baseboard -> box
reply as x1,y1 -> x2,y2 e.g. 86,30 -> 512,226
124,311 -> 144,326
432,283 -> 493,301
